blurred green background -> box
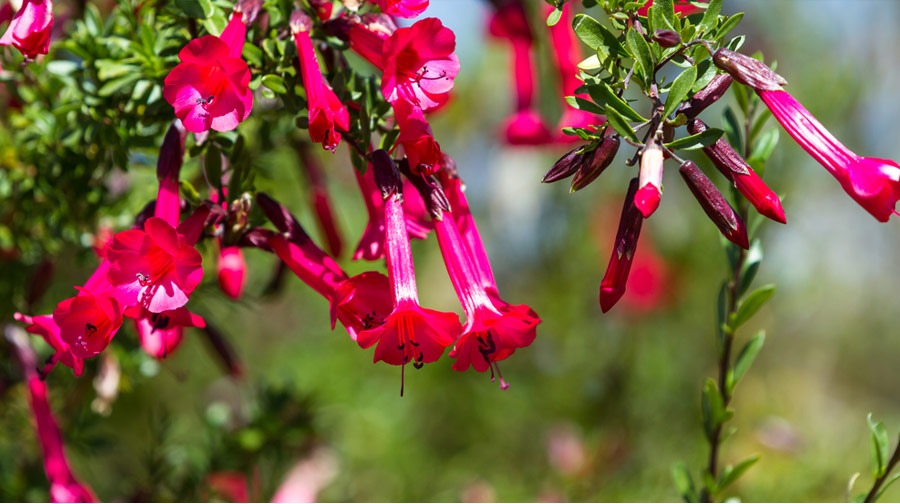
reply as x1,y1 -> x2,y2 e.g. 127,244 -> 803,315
2,0 -> 900,501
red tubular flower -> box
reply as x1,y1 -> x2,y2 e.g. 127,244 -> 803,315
155,121 -> 187,227
758,90 -> 900,222
635,139 -> 664,218
599,178 -> 644,313
545,3 -> 601,137
125,305 -> 205,359
14,313 -> 85,376
217,245 -> 246,299
0,0 -> 52,60
380,17 -> 459,111
356,153 -> 461,387
52,287 -> 124,359
688,118 -> 786,224
291,10 -> 350,153
637,0 -> 706,16
489,1 -> 552,145
393,99 -> 444,175
8,335 -> 96,503
368,0 -> 429,18
106,212 -> 207,313
163,12 -> 253,133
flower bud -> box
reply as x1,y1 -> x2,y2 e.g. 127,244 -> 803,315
678,161 -> 749,249
599,178 -> 643,313
371,149 -> 402,198
676,74 -> 733,119
635,139 -> 664,218
571,135 -> 621,192
218,245 -> 247,299
712,48 -> 787,92
653,29 -> 681,48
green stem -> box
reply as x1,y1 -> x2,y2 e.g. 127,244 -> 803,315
865,437 -> 900,503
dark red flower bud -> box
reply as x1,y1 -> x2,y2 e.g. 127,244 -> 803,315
712,48 -> 787,92
678,161 -> 749,249
653,29 -> 681,48
370,149 -> 402,198
571,135 -> 621,191
688,118 -> 787,223
676,74 -> 733,119
256,192 -> 313,244
599,178 -> 643,313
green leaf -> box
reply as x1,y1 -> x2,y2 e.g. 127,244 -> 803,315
729,284 -> 775,329
179,180 -> 202,205
740,239 -> 763,295
261,74 -> 287,95
587,80 -> 647,122
731,330 -> 765,391
546,7 -> 563,27
603,105 -> 639,143
205,144 -> 222,190
566,95 -> 607,115
625,28 -> 654,86
573,14 -> 624,54
664,128 -> 723,150
868,413 -> 891,478
718,456 -> 760,491
672,463 -> 698,503
713,12 -> 745,42
175,0 -> 213,19
716,281 -> 728,342
98,74 -> 140,97
702,379 -> 726,441
649,0 -> 677,33
750,128 -> 779,165
876,472 -> 900,500
723,107 -> 743,151
697,0 -> 722,35
663,66 -> 697,119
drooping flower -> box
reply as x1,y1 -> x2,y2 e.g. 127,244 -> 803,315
368,0 -> 429,18
0,0 -> 53,60
393,99 -> 443,175
599,178 -> 643,313
291,10 -> 350,153
713,48 -> 900,221
13,312 -> 84,376
489,0 -> 552,145
688,118 -> 786,224
163,12 -> 253,133
634,139 -> 664,218
217,245 -> 246,299
52,287 -> 124,359
8,334 -> 96,503
125,305 -> 206,359
355,152 -> 461,387
106,211 -> 207,313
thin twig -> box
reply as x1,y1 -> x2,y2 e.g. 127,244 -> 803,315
865,437 -> 900,503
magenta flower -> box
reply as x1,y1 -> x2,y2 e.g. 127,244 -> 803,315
14,312 -> 85,376
356,153 -> 461,379
125,305 -> 205,359
291,10 -> 350,153
155,121 -> 187,227
368,0 -> 428,18
329,271 -> 394,341
0,0 -> 52,60
106,215 -> 205,313
599,178 -> 644,313
393,99 -> 443,175
758,90 -> 900,222
52,287 -> 124,359
634,140 -> 664,218
163,12 -> 253,133
217,245 -> 246,299
489,1 -> 552,146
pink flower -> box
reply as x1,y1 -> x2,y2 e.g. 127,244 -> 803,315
52,288 -> 124,359
291,11 -> 350,153
155,121 -> 187,227
163,12 -> 253,133
368,0 -> 428,18
393,99 -> 443,175
599,178 -> 644,313
217,245 -> 246,299
0,0 -> 52,60
14,312 -> 85,376
125,305 -> 206,359
489,1 -> 553,146
758,90 -> 900,222
637,0 -> 706,16
356,153 -> 461,385
634,140 -> 663,218
106,214 -> 206,313
329,271 -> 394,342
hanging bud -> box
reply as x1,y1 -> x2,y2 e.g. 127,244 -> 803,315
635,139 -> 664,218
543,146 -> 584,183
688,118 -> 786,223
370,149 -> 402,198
678,161 -> 749,249
712,48 -> 787,92
599,178 -> 643,313
676,74 -> 733,119
652,29 -> 681,48
571,135 -> 621,192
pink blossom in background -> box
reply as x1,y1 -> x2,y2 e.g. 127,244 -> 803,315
291,10 -> 350,153
163,12 -> 253,133
217,245 -> 246,300
369,0 -> 428,18
0,0 -> 53,59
